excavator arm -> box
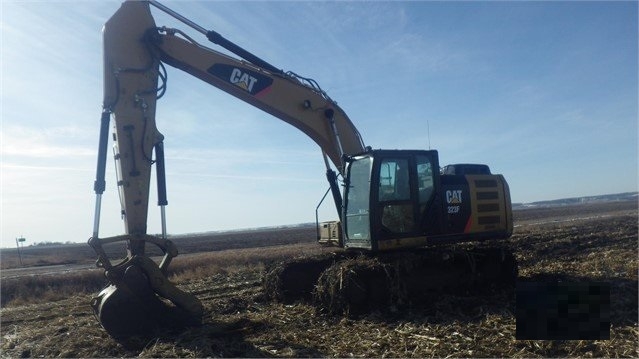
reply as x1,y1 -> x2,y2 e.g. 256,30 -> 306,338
89,0 -> 365,337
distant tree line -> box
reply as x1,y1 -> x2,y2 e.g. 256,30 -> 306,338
29,241 -> 74,247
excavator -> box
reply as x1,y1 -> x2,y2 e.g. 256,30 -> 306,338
89,0 -> 516,337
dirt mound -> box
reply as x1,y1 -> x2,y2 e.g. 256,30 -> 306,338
262,252 -> 349,303
314,256 -> 393,315
313,248 -> 518,316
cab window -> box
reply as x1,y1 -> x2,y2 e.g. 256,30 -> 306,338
378,159 -> 410,201
378,158 -> 414,234
417,156 -> 434,204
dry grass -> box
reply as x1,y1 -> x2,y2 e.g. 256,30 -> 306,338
0,202 -> 637,358
1,270 -> 106,307
0,242 -> 125,270
167,242 -> 333,283
0,242 -> 331,308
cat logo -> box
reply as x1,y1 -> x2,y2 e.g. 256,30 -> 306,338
207,64 -> 274,96
229,68 -> 258,92
446,190 -> 463,204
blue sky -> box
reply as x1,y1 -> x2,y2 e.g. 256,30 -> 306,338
1,1 -> 637,248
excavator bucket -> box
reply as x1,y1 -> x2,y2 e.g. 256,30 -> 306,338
91,261 -> 202,338
89,236 -> 203,338
92,266 -> 170,337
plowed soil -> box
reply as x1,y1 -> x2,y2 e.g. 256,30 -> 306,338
1,201 -> 637,358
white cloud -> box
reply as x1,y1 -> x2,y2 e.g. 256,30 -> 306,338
1,125 -> 94,158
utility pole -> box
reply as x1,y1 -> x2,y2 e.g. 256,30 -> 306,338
15,236 -> 25,266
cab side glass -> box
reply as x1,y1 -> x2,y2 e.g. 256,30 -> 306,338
345,157 -> 372,240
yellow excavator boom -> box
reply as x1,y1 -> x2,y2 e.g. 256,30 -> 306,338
89,0 -> 365,337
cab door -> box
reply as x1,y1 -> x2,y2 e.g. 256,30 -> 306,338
376,157 -> 416,236
343,155 -> 373,249
371,151 -> 440,250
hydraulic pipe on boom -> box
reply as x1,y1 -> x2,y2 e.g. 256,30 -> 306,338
148,0 -> 284,76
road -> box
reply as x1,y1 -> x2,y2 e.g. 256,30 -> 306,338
1,263 -> 98,280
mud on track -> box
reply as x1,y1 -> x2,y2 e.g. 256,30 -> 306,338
1,202 -> 637,358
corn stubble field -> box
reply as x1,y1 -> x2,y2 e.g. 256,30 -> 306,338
1,201 -> 637,358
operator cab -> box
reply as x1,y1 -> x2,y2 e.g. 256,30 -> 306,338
343,150 -> 512,251
343,149 -> 441,251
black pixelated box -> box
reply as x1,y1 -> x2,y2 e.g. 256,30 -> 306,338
516,282 -> 610,340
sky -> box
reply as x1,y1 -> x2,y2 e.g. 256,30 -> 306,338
1,1 -> 637,248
